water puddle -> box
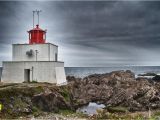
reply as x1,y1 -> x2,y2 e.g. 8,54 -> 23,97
76,102 -> 106,115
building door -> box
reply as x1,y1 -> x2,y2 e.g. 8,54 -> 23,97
24,69 -> 30,82
55,53 -> 57,61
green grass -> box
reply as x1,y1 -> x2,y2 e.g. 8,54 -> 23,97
107,106 -> 129,113
30,80 -> 38,83
32,106 -> 44,117
59,86 -> 70,102
150,111 -> 160,120
58,109 -> 88,118
0,85 -> 44,119
58,109 -> 75,116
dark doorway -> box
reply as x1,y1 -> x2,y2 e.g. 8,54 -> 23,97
55,53 -> 57,61
24,69 -> 30,82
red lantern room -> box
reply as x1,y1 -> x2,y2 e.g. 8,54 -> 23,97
28,24 -> 46,44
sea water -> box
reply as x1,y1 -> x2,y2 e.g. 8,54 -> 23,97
65,66 -> 160,77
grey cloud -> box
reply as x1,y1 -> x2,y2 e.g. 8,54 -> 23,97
0,1 -> 160,66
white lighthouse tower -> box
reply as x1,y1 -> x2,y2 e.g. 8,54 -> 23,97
1,10 -> 66,84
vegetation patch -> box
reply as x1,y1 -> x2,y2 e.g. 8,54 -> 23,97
30,80 -> 38,83
59,86 -> 70,102
107,106 -> 129,113
58,109 -> 88,118
58,109 -> 74,116
32,106 -> 44,117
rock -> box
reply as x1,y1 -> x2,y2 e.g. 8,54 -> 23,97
10,97 -> 14,101
68,70 -> 160,112
0,83 -> 72,118
8,104 -> 13,109
138,72 -> 157,77
67,76 -> 81,83
23,107 -> 32,114
152,75 -> 160,82
109,70 -> 135,81
32,92 -> 70,112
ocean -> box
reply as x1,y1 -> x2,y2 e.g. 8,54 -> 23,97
65,66 -> 160,78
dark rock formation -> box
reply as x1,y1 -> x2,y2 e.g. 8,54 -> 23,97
67,70 -> 160,112
138,72 -> 157,77
0,83 -> 73,118
32,92 -> 70,112
152,75 -> 160,82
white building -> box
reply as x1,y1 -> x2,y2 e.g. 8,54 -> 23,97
1,13 -> 66,85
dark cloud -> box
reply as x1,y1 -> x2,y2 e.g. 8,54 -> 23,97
0,1 -> 160,66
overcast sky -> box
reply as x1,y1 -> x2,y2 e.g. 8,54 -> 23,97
0,1 -> 160,67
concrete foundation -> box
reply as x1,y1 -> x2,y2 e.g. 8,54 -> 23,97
1,61 -> 66,84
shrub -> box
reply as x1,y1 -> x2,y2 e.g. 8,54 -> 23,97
31,80 -> 38,83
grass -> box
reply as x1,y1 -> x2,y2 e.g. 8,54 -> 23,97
150,111 -> 160,120
95,110 -> 160,120
107,106 -> 129,113
0,85 -> 44,99
95,111 -> 147,120
58,109 -> 75,116
59,86 -> 70,102
0,84 -> 45,119
30,80 -> 38,83
58,109 -> 88,118
32,106 -> 44,117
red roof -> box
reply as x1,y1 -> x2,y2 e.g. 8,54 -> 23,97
29,25 -> 46,32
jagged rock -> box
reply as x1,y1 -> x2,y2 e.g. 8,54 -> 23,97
67,70 -> 160,112
32,92 -> 70,112
138,72 -> 157,77
152,75 -> 160,82
109,70 -> 135,81
0,83 -> 73,118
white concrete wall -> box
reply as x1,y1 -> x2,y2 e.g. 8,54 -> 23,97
56,67 -> 67,84
12,43 -> 58,61
50,44 -> 58,61
2,62 -> 24,83
1,61 -> 66,84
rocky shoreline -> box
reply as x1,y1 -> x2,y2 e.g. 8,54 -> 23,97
68,70 -> 160,111
1,70 -> 160,119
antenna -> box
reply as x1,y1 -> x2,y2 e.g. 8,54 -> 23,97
32,11 -> 36,28
32,10 -> 42,28
36,10 -> 42,25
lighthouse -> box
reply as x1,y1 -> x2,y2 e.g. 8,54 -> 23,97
28,24 -> 46,44
1,10 -> 66,84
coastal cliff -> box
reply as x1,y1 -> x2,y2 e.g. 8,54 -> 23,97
0,70 -> 160,119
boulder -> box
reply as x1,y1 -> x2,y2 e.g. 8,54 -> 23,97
32,92 -> 70,112
152,75 -> 160,82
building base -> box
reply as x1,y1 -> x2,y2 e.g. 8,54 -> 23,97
1,61 -> 66,85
